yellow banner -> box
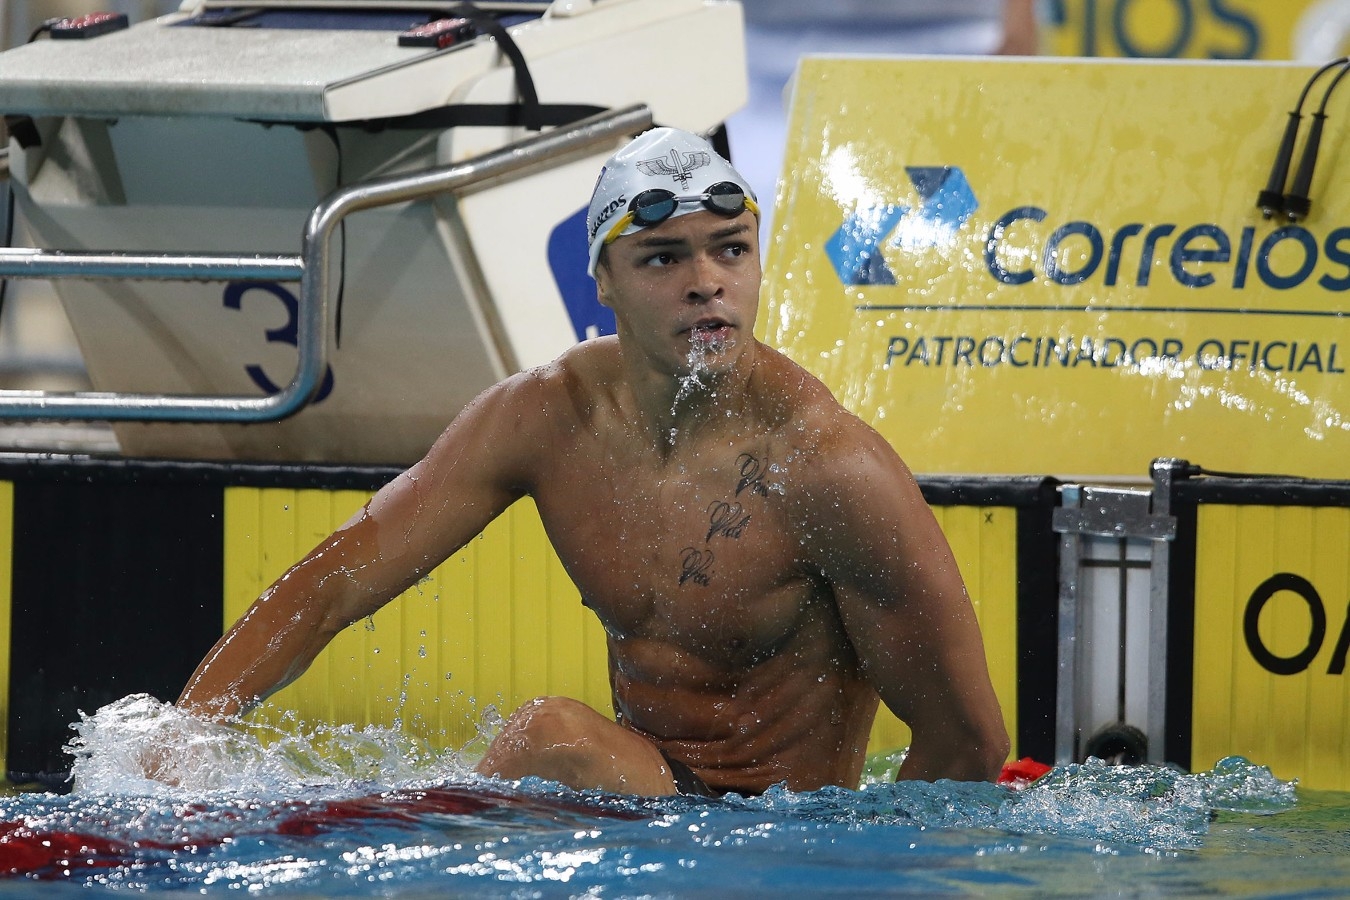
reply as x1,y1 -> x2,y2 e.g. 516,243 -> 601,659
1041,0 -> 1348,60
761,57 -> 1350,478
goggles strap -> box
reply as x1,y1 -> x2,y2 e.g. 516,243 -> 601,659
603,212 -> 638,246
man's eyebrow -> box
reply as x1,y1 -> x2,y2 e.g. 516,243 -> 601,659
632,223 -> 752,249
632,235 -> 688,249
708,223 -> 751,241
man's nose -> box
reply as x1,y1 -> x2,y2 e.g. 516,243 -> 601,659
684,254 -> 723,303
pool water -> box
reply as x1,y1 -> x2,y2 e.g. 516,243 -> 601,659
1,695 -> 1346,897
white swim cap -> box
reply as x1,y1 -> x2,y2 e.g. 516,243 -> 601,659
585,127 -> 758,276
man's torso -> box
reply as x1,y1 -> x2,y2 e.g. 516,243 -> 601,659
518,343 -> 881,793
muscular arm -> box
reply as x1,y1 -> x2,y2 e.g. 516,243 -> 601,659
796,420 -> 1009,782
177,374 -> 542,721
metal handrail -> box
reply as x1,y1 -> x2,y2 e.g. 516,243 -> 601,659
0,103 -> 652,422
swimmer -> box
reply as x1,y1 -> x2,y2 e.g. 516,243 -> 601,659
176,127 -> 1008,797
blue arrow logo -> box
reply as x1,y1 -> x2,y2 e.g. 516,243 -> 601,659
826,167 -> 978,286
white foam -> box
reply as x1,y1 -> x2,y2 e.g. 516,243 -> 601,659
64,693 -> 487,797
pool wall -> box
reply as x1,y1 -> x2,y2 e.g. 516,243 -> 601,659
0,455 -> 1345,789
0,455 -> 1058,785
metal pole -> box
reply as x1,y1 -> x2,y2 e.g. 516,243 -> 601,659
1054,484 -> 1083,765
0,250 -> 304,283
1146,457 -> 1187,764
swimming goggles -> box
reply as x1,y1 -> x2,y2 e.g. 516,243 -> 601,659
602,181 -> 759,246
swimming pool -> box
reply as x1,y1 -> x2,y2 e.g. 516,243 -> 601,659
1,695 -> 1345,897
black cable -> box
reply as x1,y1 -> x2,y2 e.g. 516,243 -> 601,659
1284,58 -> 1350,221
26,17 -> 62,43
0,20 -> 65,330
447,2 -> 543,131
1257,56 -> 1347,219
1194,465 -> 1315,482
1295,57 -> 1347,121
0,169 -> 16,328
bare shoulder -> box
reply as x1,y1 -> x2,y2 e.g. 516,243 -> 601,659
750,347 -> 928,538
514,336 -> 621,423
474,337 -> 618,419
750,349 -> 955,610
750,345 -> 900,478
416,338 -> 618,494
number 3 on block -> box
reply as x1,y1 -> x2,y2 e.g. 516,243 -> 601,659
224,281 -> 335,403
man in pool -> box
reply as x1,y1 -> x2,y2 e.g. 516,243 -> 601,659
175,127 -> 1009,797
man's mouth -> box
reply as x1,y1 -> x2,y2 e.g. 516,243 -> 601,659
686,319 -> 733,343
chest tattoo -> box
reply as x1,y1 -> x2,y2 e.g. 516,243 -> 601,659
735,452 -> 773,498
706,500 -> 751,542
675,451 -> 784,589
679,546 -> 715,586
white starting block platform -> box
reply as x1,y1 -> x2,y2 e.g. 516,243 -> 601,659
0,0 -> 747,463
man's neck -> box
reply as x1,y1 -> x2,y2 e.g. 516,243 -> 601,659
621,343 -> 761,456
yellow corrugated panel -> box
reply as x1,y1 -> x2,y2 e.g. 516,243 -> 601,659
1191,507 -> 1238,759
867,505 -> 1019,760
223,489 -> 608,753
509,516 -> 547,702
1233,507 -> 1277,769
474,517 -> 515,720
0,481 -> 12,771
433,535 -> 480,737
1192,505 -> 1350,791
1307,511 -> 1350,789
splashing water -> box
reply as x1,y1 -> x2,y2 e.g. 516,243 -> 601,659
0,695 -> 1339,896
670,333 -> 718,421
64,694 -> 480,796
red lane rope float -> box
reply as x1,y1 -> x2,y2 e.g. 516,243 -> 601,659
998,758 -> 1054,790
275,785 -> 648,836
0,819 -> 184,879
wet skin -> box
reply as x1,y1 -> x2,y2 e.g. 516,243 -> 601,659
178,210 -> 1008,795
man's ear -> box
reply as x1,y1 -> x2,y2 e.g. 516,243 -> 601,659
593,259 -> 613,309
